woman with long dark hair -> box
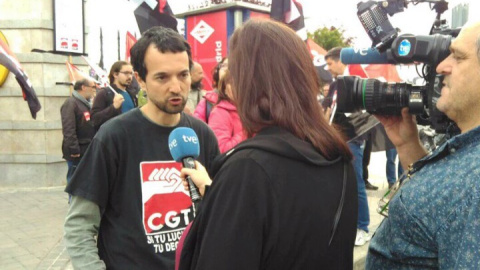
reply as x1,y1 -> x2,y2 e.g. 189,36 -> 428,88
178,19 -> 357,270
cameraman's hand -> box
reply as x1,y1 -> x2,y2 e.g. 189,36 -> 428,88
375,108 -> 417,147
375,108 -> 428,169
180,161 -> 212,197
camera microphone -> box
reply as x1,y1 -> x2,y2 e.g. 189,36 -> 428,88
168,127 -> 202,214
340,47 -> 392,64
357,1 -> 399,51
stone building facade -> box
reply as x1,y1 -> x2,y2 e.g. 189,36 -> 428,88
0,0 -> 89,188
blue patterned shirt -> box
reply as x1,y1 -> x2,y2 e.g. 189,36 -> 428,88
367,125 -> 480,269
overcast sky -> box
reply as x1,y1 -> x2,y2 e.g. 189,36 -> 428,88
86,0 -> 477,70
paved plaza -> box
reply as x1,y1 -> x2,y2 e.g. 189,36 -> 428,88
0,152 -> 391,270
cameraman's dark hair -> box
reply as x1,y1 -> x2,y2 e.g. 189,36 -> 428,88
108,61 -> 131,85
130,26 -> 193,81
212,57 -> 227,88
325,47 -> 342,61
229,19 -> 352,160
74,78 -> 90,91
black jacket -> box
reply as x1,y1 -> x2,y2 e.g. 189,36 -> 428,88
60,95 -> 95,162
179,127 -> 358,270
91,84 -> 138,131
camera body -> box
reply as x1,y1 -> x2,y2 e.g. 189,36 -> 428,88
337,0 -> 459,133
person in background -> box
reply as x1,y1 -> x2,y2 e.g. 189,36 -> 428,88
64,26 -> 219,270
362,125 -> 405,190
178,19 -> 357,270
325,47 -> 375,246
91,61 -> 138,131
361,134 -> 379,190
385,147 -> 403,188
137,88 -> 148,107
60,78 -> 96,202
208,69 -> 246,153
185,61 -> 205,114
193,58 -> 228,123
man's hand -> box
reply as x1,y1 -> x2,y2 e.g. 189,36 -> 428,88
112,94 -> 125,109
180,161 -> 212,197
70,154 -> 80,158
375,108 -> 419,148
375,108 -> 428,169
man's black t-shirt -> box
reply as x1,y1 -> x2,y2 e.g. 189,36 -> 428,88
66,108 -> 219,270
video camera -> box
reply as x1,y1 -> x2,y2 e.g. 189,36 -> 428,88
335,0 -> 460,133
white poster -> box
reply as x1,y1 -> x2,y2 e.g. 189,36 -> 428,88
54,0 -> 84,54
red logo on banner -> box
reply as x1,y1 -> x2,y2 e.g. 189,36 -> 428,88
140,161 -> 193,235
187,11 -> 228,90
190,20 -> 215,44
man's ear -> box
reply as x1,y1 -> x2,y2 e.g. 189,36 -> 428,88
135,72 -> 146,90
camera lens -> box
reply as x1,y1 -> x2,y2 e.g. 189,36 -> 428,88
336,76 -> 425,115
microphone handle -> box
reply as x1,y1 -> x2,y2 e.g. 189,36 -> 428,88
182,157 -> 202,203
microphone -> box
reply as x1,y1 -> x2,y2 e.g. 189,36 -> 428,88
340,47 -> 392,64
356,0 -> 399,51
168,127 -> 202,211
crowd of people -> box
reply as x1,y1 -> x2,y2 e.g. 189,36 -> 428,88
60,17 -> 480,269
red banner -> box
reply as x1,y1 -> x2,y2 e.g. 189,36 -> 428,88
365,64 -> 401,82
187,11 -> 229,90
249,11 -> 270,19
125,31 -> 137,62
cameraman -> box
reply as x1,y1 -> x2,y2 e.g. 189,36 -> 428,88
367,21 -> 480,269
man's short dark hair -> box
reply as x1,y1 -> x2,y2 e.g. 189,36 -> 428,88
325,47 -> 342,61
73,78 -> 90,91
130,26 -> 193,81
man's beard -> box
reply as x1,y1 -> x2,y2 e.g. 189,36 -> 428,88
151,95 -> 187,114
120,81 -> 131,88
191,80 -> 203,90
118,78 -> 132,88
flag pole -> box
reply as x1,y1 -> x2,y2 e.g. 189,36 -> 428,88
68,55 -> 73,95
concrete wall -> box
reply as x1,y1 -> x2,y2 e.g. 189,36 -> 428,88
0,0 -> 90,188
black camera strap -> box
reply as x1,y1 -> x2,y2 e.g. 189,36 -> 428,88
329,162 -> 347,246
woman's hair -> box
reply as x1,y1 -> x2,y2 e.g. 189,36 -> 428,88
211,57 -> 228,88
216,69 -> 232,104
228,19 -> 351,160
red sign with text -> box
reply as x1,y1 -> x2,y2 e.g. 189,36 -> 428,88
187,11 -> 229,90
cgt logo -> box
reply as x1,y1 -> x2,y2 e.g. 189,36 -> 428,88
140,161 -> 192,234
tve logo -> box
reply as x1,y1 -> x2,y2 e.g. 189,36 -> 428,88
182,135 -> 198,144
398,39 -> 411,57
353,48 -> 369,56
168,139 -> 177,150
